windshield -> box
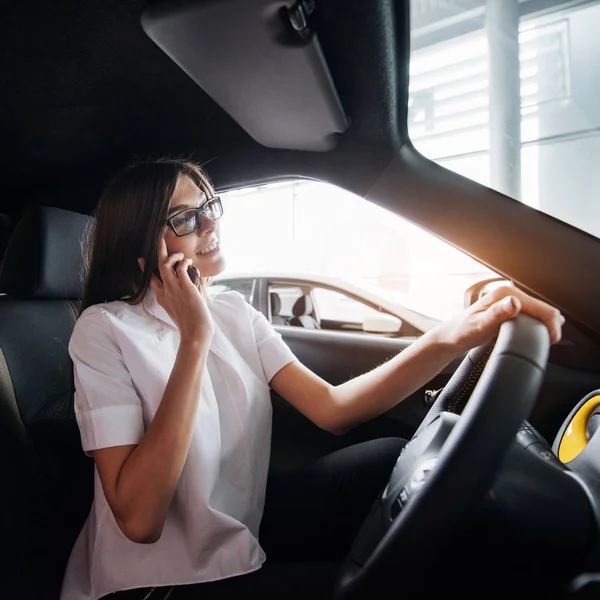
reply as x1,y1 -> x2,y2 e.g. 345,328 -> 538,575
409,0 -> 600,240
218,180 -> 497,323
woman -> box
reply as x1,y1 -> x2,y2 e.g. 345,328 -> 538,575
60,158 -> 564,600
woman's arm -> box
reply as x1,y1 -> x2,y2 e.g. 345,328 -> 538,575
93,339 -> 208,544
270,286 -> 564,435
93,242 -> 215,544
270,329 -> 455,435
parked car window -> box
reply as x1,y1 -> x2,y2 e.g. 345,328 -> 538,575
269,285 -> 303,318
311,287 -> 381,324
210,278 -> 254,304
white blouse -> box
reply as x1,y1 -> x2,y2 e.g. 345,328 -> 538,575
60,289 -> 297,600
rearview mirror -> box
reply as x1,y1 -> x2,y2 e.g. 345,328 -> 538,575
362,313 -> 402,334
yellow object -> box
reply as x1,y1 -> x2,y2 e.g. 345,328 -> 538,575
558,395 -> 600,463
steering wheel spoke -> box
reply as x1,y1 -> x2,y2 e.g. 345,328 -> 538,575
347,411 -> 459,567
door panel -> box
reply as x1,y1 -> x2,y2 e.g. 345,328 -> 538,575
270,325 -> 461,470
271,324 -> 600,472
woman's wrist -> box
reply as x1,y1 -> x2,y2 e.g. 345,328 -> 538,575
422,323 -> 464,363
178,336 -> 211,355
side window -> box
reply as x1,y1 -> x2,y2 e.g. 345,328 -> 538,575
311,287 -> 381,324
269,285 -> 303,318
218,180 -> 496,323
211,279 -> 254,304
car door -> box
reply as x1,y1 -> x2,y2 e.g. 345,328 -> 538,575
246,277 -> 458,468
269,323 -> 462,470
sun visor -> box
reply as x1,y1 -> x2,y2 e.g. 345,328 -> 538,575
141,0 -> 349,151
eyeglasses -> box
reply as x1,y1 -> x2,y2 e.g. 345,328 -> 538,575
166,196 -> 224,237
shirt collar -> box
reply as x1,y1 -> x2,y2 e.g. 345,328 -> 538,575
140,288 -> 234,368
142,287 -> 177,330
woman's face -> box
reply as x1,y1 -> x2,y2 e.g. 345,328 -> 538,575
163,175 -> 226,278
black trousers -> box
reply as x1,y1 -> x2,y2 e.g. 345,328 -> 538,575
103,437 -> 406,600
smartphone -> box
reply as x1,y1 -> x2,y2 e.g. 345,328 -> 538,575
186,265 -> 201,287
153,262 -> 200,287
174,261 -> 201,287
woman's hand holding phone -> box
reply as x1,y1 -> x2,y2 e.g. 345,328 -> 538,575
143,239 -> 214,344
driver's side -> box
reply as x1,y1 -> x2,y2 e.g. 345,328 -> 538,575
2,203 -> 582,600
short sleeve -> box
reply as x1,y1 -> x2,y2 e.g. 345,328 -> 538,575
69,306 -> 145,454
244,300 -> 298,383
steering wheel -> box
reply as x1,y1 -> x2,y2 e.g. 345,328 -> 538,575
334,314 -> 550,599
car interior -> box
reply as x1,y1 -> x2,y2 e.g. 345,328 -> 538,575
269,290 -> 321,328
270,292 -> 287,326
3,0 -> 600,599
287,295 -> 321,328
220,275 -> 429,336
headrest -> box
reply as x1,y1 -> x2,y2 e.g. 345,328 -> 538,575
0,206 -> 92,299
292,294 -> 313,317
270,292 -> 281,316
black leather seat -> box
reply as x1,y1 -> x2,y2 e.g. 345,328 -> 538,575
0,206 -> 94,599
288,294 -> 320,329
270,292 -> 287,325
0,212 -> 15,264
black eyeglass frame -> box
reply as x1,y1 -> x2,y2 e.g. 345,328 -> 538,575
166,196 -> 223,237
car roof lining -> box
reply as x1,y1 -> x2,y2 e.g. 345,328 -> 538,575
0,0 -> 402,216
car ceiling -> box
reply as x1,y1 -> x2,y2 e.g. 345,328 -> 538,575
0,0 -> 404,218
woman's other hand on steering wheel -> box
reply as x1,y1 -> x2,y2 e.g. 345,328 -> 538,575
433,285 -> 565,356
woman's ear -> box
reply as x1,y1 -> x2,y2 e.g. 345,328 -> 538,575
137,257 -> 145,272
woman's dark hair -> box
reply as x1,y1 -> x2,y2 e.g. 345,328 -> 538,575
80,158 -> 214,314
